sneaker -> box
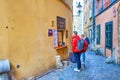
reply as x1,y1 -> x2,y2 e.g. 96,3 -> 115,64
74,68 -> 80,72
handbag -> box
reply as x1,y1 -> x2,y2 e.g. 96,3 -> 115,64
69,52 -> 76,63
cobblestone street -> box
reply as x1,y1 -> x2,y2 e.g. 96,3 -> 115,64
37,51 -> 120,80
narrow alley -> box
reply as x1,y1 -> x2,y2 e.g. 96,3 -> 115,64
37,51 -> 120,80
1,0 -> 120,80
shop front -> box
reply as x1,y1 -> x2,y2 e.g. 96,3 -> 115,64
53,16 -> 70,60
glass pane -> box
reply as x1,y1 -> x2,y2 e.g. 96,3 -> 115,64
106,26 -> 108,31
108,33 -> 110,38
119,12 -> 120,16
118,26 -> 120,31
118,41 -> 120,46
106,33 -> 108,38
108,26 -> 111,31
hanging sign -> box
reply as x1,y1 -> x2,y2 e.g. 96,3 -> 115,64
57,16 -> 66,30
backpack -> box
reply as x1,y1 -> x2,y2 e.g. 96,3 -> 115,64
77,39 -> 84,50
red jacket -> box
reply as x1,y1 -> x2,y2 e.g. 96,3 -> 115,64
72,35 -> 82,53
82,40 -> 88,52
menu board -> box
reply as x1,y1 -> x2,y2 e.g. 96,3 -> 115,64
57,16 -> 66,30
53,30 -> 58,48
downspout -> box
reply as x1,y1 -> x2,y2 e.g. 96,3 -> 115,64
92,0 -> 96,45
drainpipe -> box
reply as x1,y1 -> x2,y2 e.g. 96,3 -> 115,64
92,0 -> 96,45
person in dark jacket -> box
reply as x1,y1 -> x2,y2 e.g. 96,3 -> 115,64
72,31 -> 82,72
85,35 -> 90,51
85,36 -> 90,45
81,34 -> 88,66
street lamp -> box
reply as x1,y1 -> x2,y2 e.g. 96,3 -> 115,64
73,2 -> 82,16
77,2 -> 82,8
77,10 -> 81,16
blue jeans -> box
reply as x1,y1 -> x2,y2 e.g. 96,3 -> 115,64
73,53 -> 81,69
81,52 -> 85,64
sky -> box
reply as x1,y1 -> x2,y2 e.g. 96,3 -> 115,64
73,0 -> 83,34
73,0 -> 83,15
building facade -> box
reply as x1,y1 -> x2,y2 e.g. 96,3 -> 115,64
83,0 -> 92,43
95,0 -> 120,64
0,0 -> 72,79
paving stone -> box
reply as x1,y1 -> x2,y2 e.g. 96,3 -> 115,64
37,50 -> 120,80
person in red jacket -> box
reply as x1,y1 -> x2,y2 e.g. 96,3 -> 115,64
81,34 -> 88,66
72,31 -> 82,72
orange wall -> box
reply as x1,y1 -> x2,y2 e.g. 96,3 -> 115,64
0,0 -> 72,79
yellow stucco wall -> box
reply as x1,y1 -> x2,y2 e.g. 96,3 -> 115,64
0,0 -> 72,79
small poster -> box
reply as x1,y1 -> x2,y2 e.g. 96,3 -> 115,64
53,30 -> 58,48
48,29 -> 53,36
57,16 -> 66,30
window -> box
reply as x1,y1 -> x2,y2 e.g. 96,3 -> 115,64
56,16 -> 66,47
105,21 -> 113,49
96,25 -> 101,44
57,30 -> 63,44
110,0 -> 115,3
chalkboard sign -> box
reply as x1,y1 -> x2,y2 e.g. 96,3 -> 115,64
57,16 -> 66,29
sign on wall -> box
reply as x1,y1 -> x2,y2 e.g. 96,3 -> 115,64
53,30 -> 58,48
48,29 -> 53,36
57,16 -> 66,30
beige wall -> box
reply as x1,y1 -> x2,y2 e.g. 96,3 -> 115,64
0,0 -> 72,79
83,0 -> 92,36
